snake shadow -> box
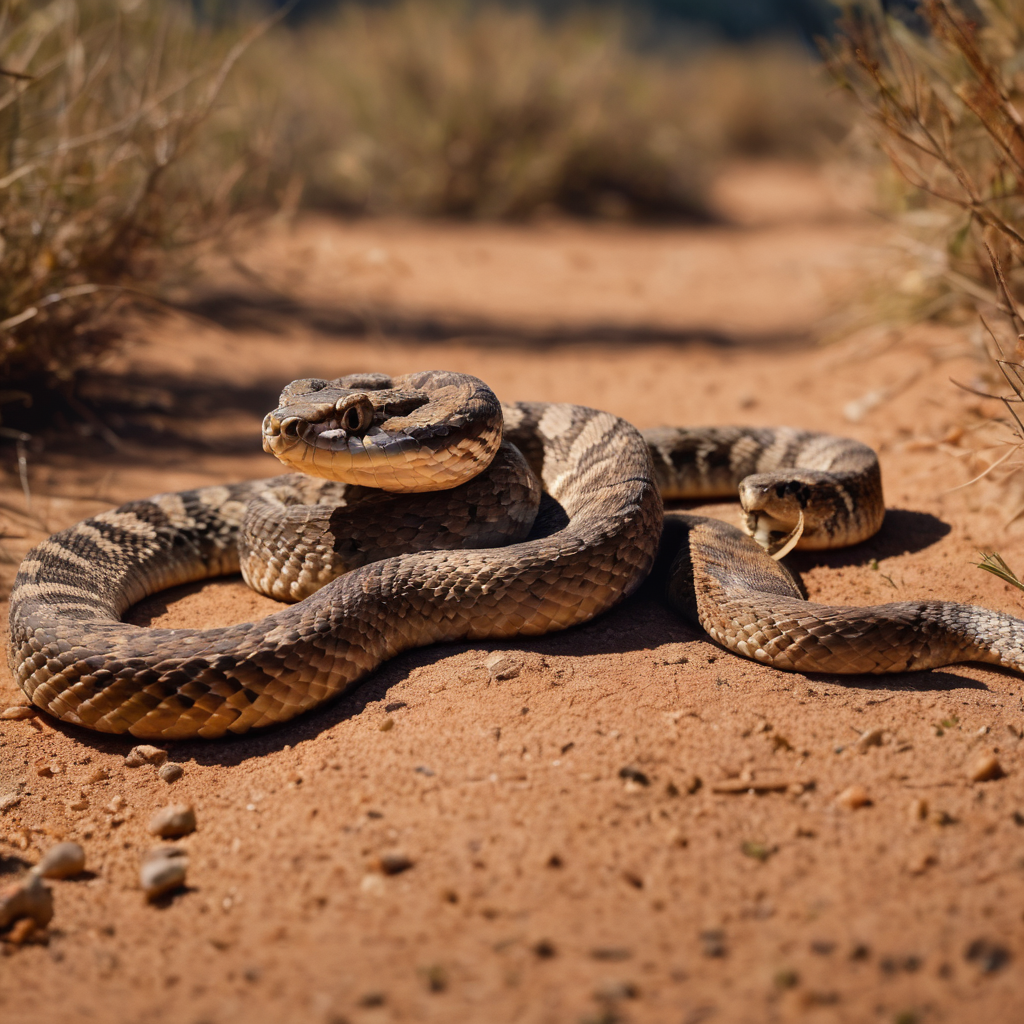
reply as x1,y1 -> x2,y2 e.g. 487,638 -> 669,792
786,507 -> 951,574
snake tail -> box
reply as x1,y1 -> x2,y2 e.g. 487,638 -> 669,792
662,514 -> 1024,676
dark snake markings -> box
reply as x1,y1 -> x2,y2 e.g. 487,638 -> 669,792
9,371 -> 1024,739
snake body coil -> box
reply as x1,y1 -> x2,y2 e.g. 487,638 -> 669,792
9,370 -> 1024,739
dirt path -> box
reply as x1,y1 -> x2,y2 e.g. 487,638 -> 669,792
2,163 -> 1023,1024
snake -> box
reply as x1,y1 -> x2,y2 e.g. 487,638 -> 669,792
8,369 -> 1024,740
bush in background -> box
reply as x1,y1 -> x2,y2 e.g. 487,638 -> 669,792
828,0 -> 1024,330
0,0 -> 847,413
233,1 -> 845,220
0,0 -> 267,402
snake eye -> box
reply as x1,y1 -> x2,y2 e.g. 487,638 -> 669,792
343,406 -> 363,432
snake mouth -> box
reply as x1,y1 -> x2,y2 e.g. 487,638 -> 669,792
744,510 -> 805,560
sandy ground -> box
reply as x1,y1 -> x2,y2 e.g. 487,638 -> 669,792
2,163 -> 1024,1024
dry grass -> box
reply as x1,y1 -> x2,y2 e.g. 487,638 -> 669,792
0,0 -> 269,408
0,0 -> 847,418
232,1 -> 846,220
829,0 -> 1024,578
828,0 -> 1024,327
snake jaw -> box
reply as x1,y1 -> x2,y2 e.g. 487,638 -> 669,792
745,510 -> 804,558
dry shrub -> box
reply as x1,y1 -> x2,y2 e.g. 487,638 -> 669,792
234,1 -> 844,220
828,0 -> 1024,325
0,0 -> 265,405
830,1 -> 1024,578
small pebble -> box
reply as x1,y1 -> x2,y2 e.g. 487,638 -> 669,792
106,795 -> 125,813
67,797 -> 89,812
836,785 -> 871,810
86,768 -> 109,784
907,850 -> 937,875
5,916 -> 41,946
377,851 -> 413,876
125,745 -> 168,768
379,717 -> 395,732
484,652 -> 521,681
158,763 -> 184,784
968,753 -> 1004,783
594,980 -> 639,1001
0,706 -> 34,720
0,874 -> 53,930
140,847 -> 188,900
148,804 -> 196,838
965,938 -> 1010,973
0,794 -> 21,813
855,727 -> 884,753
908,798 -> 929,823
35,842 -> 86,880
591,947 -> 632,962
699,929 -> 727,958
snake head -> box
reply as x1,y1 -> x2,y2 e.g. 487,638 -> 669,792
261,370 -> 503,492
739,471 -> 851,557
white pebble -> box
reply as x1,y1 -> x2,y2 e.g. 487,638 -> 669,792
484,653 -> 521,681
158,763 -> 184,783
0,873 -> 53,929
0,706 -> 35,720
140,848 -> 188,900
35,842 -> 86,880
148,804 -> 197,838
125,745 -> 168,768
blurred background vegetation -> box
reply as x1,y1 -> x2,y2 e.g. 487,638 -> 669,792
0,0 -> 846,411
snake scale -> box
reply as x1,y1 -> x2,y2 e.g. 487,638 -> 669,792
8,370 -> 1024,739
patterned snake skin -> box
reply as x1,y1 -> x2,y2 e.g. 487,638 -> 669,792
8,370 -> 1024,739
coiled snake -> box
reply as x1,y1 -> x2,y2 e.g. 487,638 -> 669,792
8,370 -> 1024,739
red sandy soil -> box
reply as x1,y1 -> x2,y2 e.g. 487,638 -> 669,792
2,163 -> 1024,1024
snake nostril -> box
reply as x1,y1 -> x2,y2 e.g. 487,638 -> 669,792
335,395 -> 373,435
281,417 -> 301,438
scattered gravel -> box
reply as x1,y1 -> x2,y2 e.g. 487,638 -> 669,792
595,980 -> 639,1001
0,873 -> 53,930
35,842 -> 86,880
591,946 -> 632,961
968,752 -> 1004,783
158,763 -> 184,784
148,804 -> 197,838
0,793 -> 21,813
836,785 -> 872,810
965,938 -> 1010,973
855,727 -> 884,753
700,930 -> 727,958
125,745 -> 168,768
377,851 -> 413,875
0,706 -> 35,720
140,847 -> 188,900
713,778 -> 801,795
908,798 -> 929,823
484,652 -> 521,681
